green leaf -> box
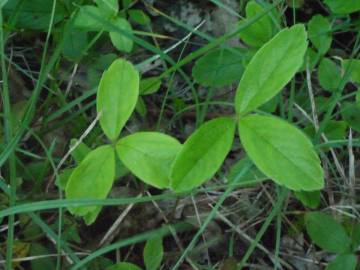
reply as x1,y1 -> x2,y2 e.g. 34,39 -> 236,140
238,0 -> 273,47
97,59 -> 139,141
305,212 -> 351,253
341,102 -> 360,133
170,117 -> 236,192
324,0 -> 360,14
326,254 -> 357,270
294,190 -> 321,209
318,58 -> 342,92
343,59 -> 360,84
74,5 -> 104,31
238,114 -> 324,191
308,15 -> 332,55
144,237 -> 164,270
109,18 -> 134,53
56,168 -> 73,190
128,9 -> 151,25
116,132 -> 182,189
65,145 -> 115,221
122,0 -> 132,9
140,77 -> 162,95
192,48 -> 247,87
62,30 -> 88,61
106,262 -> 142,270
304,120 -> 348,141
3,0 -> 65,30
235,24 -> 308,115
350,223 -> 360,251
95,0 -> 119,17
70,139 -> 91,164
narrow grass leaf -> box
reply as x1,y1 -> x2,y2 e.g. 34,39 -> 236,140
106,263 -> 142,270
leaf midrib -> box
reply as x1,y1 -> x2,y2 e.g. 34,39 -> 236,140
241,121 -> 321,187
171,124 -> 232,188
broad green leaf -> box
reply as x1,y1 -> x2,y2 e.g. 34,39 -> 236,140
97,59 -> 139,141
170,117 -> 236,192
308,15 -> 332,55
300,47 -> 319,72
62,30 -> 88,61
318,58 -> 342,92
238,115 -> 324,191
106,262 -> 142,270
74,6 -> 103,31
65,145 -> 115,219
343,59 -> 360,84
294,190 -> 321,209
140,77 -> 161,95
324,0 -> 360,14
83,207 -> 102,225
70,139 -> 91,164
109,18 -> 134,53
143,237 -> 164,270
95,0 -> 119,17
326,254 -> 357,270
56,168 -> 73,190
192,48 -> 247,87
235,24 -> 308,115
305,212 -> 351,253
238,1 -> 273,47
3,0 -> 65,30
122,0 -> 132,9
128,9 -> 151,25
116,132 -> 182,189
341,102 -> 360,132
